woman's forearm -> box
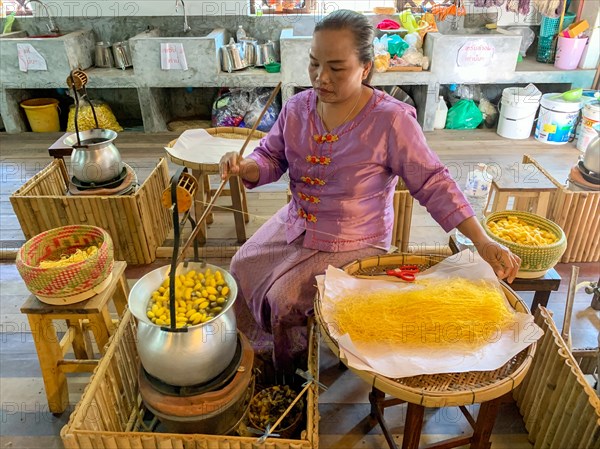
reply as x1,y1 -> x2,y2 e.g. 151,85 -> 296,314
239,158 -> 260,183
456,216 -> 492,249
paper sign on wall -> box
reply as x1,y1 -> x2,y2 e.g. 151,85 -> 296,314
457,40 -> 495,67
160,43 -> 188,70
17,44 -> 48,72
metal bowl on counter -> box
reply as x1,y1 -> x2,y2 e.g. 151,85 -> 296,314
64,129 -> 124,183
128,262 -> 239,387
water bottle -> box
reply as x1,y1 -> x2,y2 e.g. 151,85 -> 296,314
434,96 -> 448,129
455,163 -> 491,247
236,25 -> 247,42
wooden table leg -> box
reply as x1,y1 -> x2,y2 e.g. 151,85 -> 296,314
65,319 -> 91,359
88,309 -> 113,355
26,314 -> 69,414
469,397 -> 501,449
113,270 -> 130,317
531,291 -> 551,313
402,403 -> 425,449
369,387 -> 400,449
240,182 -> 250,224
229,175 -> 247,243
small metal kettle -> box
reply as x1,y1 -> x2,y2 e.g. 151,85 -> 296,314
221,38 -> 246,73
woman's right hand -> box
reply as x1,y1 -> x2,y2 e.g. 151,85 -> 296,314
219,152 -> 242,180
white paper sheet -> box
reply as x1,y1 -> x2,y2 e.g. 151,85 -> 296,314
164,129 -> 263,165
317,250 -> 543,378
17,44 -> 47,72
160,43 -> 188,70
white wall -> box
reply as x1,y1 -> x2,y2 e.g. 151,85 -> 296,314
4,0 -> 250,17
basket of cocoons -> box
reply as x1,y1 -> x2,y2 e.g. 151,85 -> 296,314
484,211 -> 567,278
16,225 -> 114,305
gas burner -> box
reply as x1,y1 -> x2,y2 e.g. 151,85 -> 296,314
142,335 -> 243,397
577,160 -> 600,185
138,331 -> 255,435
71,166 -> 128,190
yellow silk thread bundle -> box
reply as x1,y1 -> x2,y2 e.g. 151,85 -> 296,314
331,278 -> 514,349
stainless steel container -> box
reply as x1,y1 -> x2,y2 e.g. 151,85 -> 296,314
239,38 -> 258,66
64,129 -> 124,183
220,38 -> 246,73
95,41 -> 114,68
255,40 -> 277,67
128,262 -> 239,387
112,41 -> 133,70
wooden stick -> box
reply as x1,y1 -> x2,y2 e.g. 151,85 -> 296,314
268,381 -> 311,436
561,265 -> 580,349
177,82 -> 282,264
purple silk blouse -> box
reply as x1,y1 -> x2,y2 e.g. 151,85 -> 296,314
244,88 -> 474,252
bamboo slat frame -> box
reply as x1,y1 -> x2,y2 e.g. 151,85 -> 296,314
514,307 -> 600,449
523,155 -> 600,263
61,309 -> 320,449
315,253 -> 536,408
10,158 -> 172,265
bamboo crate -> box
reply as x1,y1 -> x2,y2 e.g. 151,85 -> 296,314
523,155 -> 600,263
61,309 -> 320,449
10,159 -> 172,265
513,307 -> 600,449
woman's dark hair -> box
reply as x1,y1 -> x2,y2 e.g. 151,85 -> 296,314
314,9 -> 375,84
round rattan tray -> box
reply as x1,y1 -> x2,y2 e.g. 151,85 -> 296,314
166,127 -> 266,174
314,253 -> 536,407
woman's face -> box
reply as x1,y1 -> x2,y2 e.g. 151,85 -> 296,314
309,29 -> 371,104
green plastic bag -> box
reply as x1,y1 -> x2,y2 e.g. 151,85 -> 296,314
387,35 -> 409,58
445,99 -> 483,130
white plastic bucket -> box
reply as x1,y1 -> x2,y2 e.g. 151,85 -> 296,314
497,86 -> 542,139
535,94 -> 582,145
577,100 -> 600,152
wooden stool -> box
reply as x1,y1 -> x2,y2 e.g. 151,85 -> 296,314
20,261 -> 129,414
485,164 -> 557,217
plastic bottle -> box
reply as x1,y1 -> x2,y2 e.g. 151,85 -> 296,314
447,84 -> 461,106
236,25 -> 247,42
455,163 -> 491,247
434,96 -> 448,129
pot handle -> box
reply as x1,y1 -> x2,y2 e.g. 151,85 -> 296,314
162,166 -> 201,333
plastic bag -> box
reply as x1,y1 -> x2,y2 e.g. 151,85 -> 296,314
373,35 -> 391,73
67,100 -> 123,132
445,99 -> 483,130
387,35 -> 409,58
212,88 -> 280,132
507,27 -> 535,57
478,98 -> 498,128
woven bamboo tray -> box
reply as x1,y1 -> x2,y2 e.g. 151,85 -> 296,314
523,154 -> 600,263
61,309 -> 320,449
514,307 -> 600,449
166,127 -> 266,174
315,253 -> 536,408
10,158 -> 171,265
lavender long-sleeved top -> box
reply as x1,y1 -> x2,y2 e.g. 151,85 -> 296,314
244,88 -> 474,252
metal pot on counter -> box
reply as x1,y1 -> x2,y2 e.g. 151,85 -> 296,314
221,38 -> 247,73
64,129 -> 124,183
239,37 -> 258,66
255,40 -> 277,67
128,262 -> 239,387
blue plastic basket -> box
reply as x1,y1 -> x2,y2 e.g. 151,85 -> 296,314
536,36 -> 556,63
540,12 -> 576,37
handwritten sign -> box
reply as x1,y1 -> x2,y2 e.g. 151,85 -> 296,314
17,44 -> 48,72
160,43 -> 188,70
457,40 -> 495,67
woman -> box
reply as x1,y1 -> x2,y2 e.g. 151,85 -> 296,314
220,10 -> 520,375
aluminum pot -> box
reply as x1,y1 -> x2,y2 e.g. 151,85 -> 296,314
583,132 -> 600,175
112,40 -> 133,70
64,129 -> 123,183
255,40 -> 277,67
239,37 -> 258,66
128,262 -> 239,387
221,38 -> 246,72
94,41 -> 114,68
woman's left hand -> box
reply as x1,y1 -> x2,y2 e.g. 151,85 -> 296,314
475,238 -> 521,283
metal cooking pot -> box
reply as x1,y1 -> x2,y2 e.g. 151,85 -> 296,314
64,129 -> 123,183
255,40 -> 277,67
128,262 -> 239,387
583,131 -> 600,175
94,41 -> 114,68
112,40 -> 133,70
221,38 -> 246,73
239,37 -> 258,66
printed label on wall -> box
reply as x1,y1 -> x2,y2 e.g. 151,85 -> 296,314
457,40 -> 495,67
160,43 -> 188,70
17,44 -> 48,72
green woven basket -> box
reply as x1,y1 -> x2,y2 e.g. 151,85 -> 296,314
16,225 -> 114,304
483,211 -> 567,279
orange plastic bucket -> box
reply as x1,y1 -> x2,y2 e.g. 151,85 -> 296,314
20,98 -> 60,132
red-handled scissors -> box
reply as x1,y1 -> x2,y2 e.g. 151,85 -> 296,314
382,264 -> 419,282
